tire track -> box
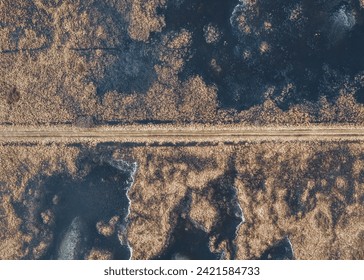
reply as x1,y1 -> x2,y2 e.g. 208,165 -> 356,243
1,125 -> 364,143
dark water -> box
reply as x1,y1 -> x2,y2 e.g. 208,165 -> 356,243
17,155 -> 135,260
260,237 -> 295,260
156,192 -> 221,260
157,215 -> 221,260
5,1 -> 364,109
156,166 -> 243,260
11,145 -> 301,260
163,0 -> 364,110
163,0 -> 243,108
208,170 -> 243,259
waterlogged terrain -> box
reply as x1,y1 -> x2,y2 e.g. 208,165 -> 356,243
9,151 -> 137,260
0,142 -> 363,260
1,0 -> 364,124
0,0 -> 363,261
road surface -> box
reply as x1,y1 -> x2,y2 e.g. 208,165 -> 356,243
1,125 -> 364,143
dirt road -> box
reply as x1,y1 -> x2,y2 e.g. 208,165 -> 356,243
1,125 -> 364,143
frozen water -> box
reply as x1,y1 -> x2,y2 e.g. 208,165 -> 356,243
57,217 -> 88,260
328,4 -> 356,45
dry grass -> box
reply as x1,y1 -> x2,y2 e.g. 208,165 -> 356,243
0,0 -> 363,261
1,1 -> 364,125
0,142 -> 363,259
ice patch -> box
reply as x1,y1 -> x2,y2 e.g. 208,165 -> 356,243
260,236 -> 295,260
328,4 -> 356,45
57,217 -> 88,260
108,158 -> 137,260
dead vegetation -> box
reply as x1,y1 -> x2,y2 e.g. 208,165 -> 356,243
1,1 -> 364,125
0,142 -> 363,259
